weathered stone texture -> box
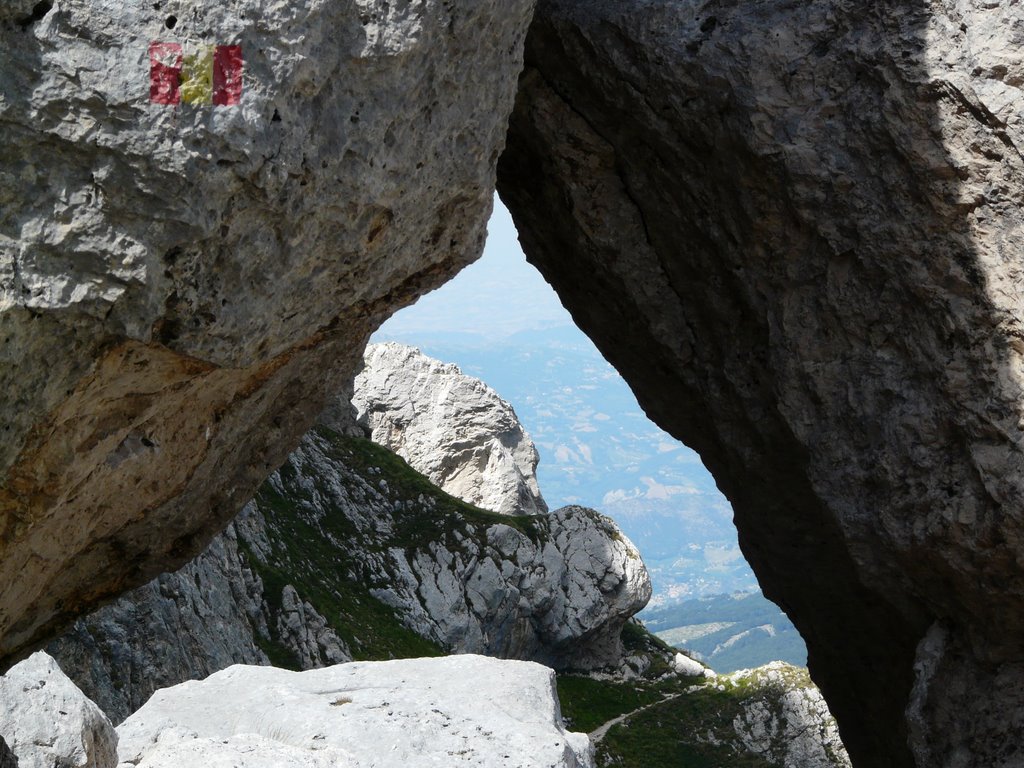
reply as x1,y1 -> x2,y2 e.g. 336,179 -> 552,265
498,1 -> 1024,766
376,503 -> 650,669
0,651 -> 118,768
353,342 -> 548,515
0,0 -> 534,665
46,519 -> 273,723
728,663 -> 851,768
115,656 -> 594,768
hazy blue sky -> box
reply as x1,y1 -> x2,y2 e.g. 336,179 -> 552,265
376,197 -> 574,339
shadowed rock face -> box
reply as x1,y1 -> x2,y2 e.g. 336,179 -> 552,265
498,1 -> 1024,766
0,0 -> 533,665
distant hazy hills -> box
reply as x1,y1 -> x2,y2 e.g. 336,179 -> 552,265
641,592 -> 807,674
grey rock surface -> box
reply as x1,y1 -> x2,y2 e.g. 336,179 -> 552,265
47,519 -> 273,724
0,0 -> 533,665
497,1 -> 1024,765
114,656 -> 594,768
0,652 -> 117,768
353,342 -> 548,515
727,664 -> 851,768
374,503 -> 650,668
274,585 -> 351,670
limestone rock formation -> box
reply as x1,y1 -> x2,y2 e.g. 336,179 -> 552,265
52,427 -> 649,720
0,0 -> 534,666
728,664 -> 851,768
497,1 -> 1024,765
671,652 -> 713,678
0,651 -> 118,768
377,503 -> 650,668
0,737 -> 15,768
353,342 -> 548,515
115,656 -> 594,768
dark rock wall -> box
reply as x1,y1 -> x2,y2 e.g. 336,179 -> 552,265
498,1 -> 1024,766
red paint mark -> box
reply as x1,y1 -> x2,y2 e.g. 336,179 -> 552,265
213,45 -> 243,106
149,42 -> 182,104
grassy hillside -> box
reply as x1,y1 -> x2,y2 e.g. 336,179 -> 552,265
239,428 -> 554,666
555,624 -> 845,768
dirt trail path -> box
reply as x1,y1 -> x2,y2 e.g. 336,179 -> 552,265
588,692 -> 684,744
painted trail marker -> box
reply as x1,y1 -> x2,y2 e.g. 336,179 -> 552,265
149,42 -> 242,105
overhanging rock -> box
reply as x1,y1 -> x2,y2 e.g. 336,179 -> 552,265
498,1 -> 1024,766
0,0 -> 533,666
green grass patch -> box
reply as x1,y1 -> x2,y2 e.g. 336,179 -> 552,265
327,431 -> 547,546
556,675 -> 665,733
619,620 -> 684,679
596,684 -> 775,768
238,430 -> 462,663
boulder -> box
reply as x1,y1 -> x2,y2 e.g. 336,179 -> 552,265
353,342 -> 548,515
727,663 -> 851,768
381,503 -> 651,668
0,0 -> 533,665
0,652 -> 117,768
497,0 -> 1024,764
115,655 -> 594,768
671,653 -> 712,678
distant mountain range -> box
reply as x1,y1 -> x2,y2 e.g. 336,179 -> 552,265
641,592 -> 807,674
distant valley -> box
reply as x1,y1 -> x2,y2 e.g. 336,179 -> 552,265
642,592 -> 807,673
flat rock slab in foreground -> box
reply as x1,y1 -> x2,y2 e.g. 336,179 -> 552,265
115,655 -> 593,768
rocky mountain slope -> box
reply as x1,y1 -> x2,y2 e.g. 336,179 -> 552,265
49,349 -> 650,723
497,0 -> 1024,764
353,342 -> 548,516
37,344 -> 849,768
50,426 -> 649,724
558,659 -> 849,768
